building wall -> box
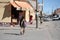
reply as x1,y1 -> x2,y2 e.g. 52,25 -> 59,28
0,0 -> 35,23
25,10 -> 35,22
54,8 -> 60,14
0,2 -> 11,23
0,0 -> 10,2
25,10 -> 29,22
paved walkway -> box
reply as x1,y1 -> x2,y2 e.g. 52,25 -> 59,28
0,21 -> 60,40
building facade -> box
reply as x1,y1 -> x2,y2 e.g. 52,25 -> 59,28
0,0 -> 11,23
0,0 -> 36,25
52,8 -> 60,16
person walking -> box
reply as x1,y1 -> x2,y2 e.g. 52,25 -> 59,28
19,12 -> 26,35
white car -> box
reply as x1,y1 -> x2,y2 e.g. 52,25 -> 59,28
52,16 -> 60,21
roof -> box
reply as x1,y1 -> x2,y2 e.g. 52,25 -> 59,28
10,1 -> 33,10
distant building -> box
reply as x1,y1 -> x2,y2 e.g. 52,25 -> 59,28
54,8 -> 60,14
53,8 -> 60,15
52,8 -> 60,17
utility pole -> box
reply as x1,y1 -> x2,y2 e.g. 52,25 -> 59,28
36,0 -> 38,28
40,0 -> 43,24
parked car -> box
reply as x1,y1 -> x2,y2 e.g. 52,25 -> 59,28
43,16 -> 52,21
52,15 -> 60,21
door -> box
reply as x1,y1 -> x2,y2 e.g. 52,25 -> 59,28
11,5 -> 25,25
11,5 -> 19,25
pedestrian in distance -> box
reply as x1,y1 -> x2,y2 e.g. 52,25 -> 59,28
29,15 -> 33,24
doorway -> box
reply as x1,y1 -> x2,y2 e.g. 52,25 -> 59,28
11,5 -> 25,25
11,5 -> 19,25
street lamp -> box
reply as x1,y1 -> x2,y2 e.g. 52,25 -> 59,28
35,0 -> 44,28
35,0 -> 38,28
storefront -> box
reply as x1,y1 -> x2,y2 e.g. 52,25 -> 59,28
10,1 -> 35,25
0,1 -> 35,25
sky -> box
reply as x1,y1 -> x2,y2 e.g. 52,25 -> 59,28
38,0 -> 60,15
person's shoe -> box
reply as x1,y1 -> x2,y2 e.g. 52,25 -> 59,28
20,32 -> 23,35
23,30 -> 25,34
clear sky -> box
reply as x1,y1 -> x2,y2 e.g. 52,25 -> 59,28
38,0 -> 60,15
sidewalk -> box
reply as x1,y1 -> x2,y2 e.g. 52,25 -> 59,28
0,20 -> 50,30
0,23 -> 53,40
0,21 -> 59,40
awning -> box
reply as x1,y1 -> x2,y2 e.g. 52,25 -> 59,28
10,1 -> 33,10
10,1 -> 19,8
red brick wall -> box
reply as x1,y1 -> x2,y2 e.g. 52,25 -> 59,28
56,9 -> 60,14
54,8 -> 60,14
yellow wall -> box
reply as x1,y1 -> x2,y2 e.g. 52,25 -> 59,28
25,10 -> 35,22
0,3 -> 11,23
25,10 -> 29,22
30,10 -> 35,20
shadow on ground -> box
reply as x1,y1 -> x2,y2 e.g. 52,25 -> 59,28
4,33 -> 21,36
